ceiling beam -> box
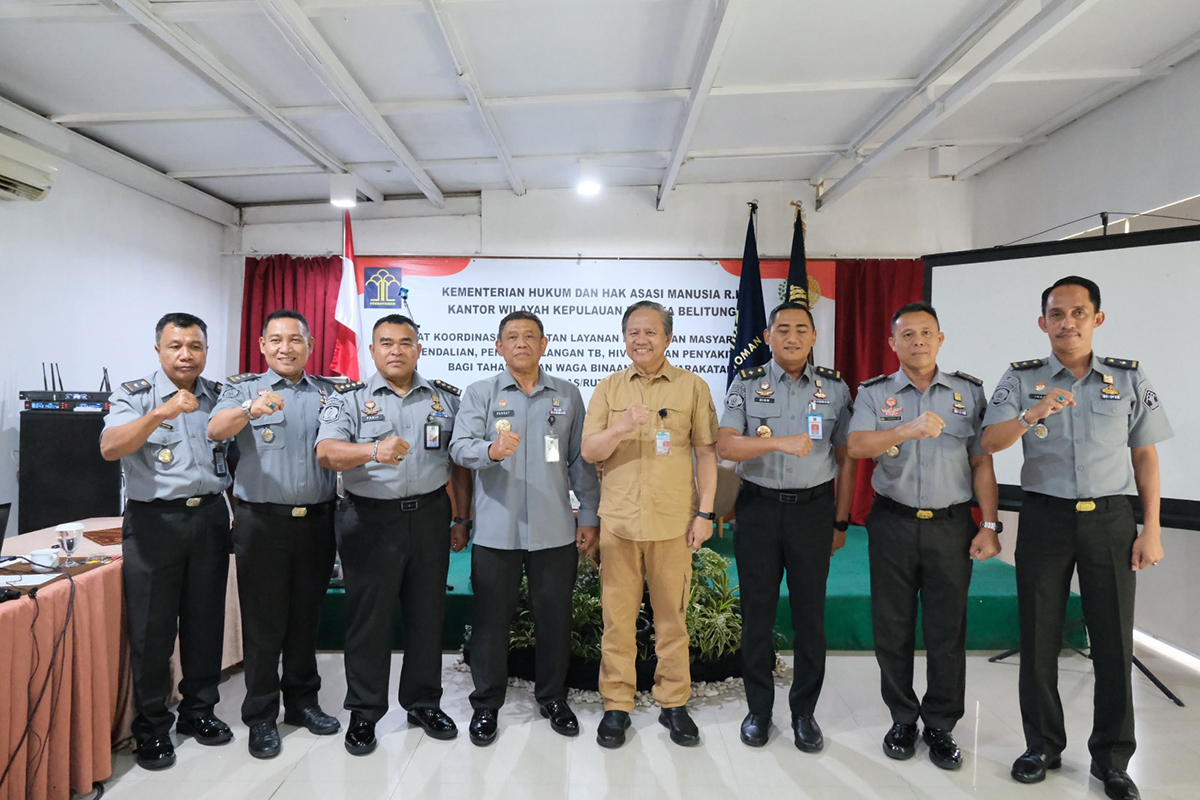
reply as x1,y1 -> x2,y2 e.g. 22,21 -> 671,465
816,0 -> 1100,211
0,95 -> 238,226
254,0 -> 445,207
421,0 -> 524,196
656,0 -> 740,211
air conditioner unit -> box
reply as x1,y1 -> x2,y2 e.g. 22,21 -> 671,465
0,131 -> 57,202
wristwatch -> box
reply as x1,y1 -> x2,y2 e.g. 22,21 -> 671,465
240,398 -> 254,420
833,520 -> 850,532
981,521 -> 1004,533
1016,410 -> 1037,430
453,517 -> 474,531
695,511 -> 716,521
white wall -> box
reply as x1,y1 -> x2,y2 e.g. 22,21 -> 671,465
0,160 -> 240,537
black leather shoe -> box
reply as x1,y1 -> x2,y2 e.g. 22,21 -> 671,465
284,705 -> 340,735
882,722 -> 918,760
1011,748 -> 1062,783
596,710 -> 631,749
135,734 -> 176,771
923,727 -> 962,770
407,707 -> 458,740
248,721 -> 281,759
740,713 -> 770,747
469,708 -> 498,747
658,706 -> 700,747
176,715 -> 233,746
540,700 -> 580,737
792,715 -> 823,753
344,712 -> 377,756
1090,762 -> 1141,800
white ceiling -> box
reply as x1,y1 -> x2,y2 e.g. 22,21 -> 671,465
0,0 -> 1198,221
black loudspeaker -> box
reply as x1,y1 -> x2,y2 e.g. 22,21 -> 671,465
18,411 -> 121,533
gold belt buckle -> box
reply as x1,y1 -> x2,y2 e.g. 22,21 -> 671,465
291,506 -> 308,518
1076,500 -> 1097,512
185,497 -> 201,508
916,509 -> 934,520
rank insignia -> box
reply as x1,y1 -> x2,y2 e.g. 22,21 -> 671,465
363,400 -> 381,416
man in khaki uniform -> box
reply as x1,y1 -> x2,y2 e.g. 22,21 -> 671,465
582,300 -> 718,749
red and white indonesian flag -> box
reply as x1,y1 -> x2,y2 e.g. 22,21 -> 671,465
329,211 -> 368,379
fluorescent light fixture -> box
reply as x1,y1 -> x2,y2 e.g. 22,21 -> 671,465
330,173 -> 357,208
577,159 -> 601,196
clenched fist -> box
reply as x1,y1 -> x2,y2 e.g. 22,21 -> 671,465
777,433 -> 814,458
904,411 -> 946,441
159,390 -> 199,420
251,391 -> 285,419
374,435 -> 410,464
489,431 -> 522,461
618,403 -> 651,434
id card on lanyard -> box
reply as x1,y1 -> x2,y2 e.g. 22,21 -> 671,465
807,400 -> 824,441
655,408 -> 671,455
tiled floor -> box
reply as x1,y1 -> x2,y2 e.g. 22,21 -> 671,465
100,644 -> 1200,799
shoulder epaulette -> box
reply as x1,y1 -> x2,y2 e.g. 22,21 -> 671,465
121,378 -> 152,394
953,370 -> 983,386
815,365 -> 842,382
1102,357 -> 1139,370
332,380 -> 365,394
226,372 -> 257,384
1010,359 -> 1045,371
738,365 -> 767,380
859,374 -> 887,387
433,379 -> 462,397
212,382 -> 223,393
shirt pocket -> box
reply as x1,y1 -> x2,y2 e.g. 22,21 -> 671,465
746,396 -> 782,423
660,405 -> 693,449
357,419 -> 393,444
145,429 -> 184,469
1090,400 -> 1130,444
248,415 -> 287,451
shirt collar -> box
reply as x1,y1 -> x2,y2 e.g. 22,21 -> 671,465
623,360 -> 679,382
499,367 -> 551,395
367,370 -> 431,397
154,370 -> 211,401
1047,353 -> 1104,379
767,359 -> 812,386
890,366 -> 951,393
263,367 -> 308,388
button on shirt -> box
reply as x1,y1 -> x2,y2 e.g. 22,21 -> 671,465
982,354 -> 1173,498
719,361 -> 851,490
450,369 -> 600,551
849,369 -> 985,508
210,369 -> 337,505
582,361 -> 718,542
103,371 -> 231,502
315,371 -> 458,499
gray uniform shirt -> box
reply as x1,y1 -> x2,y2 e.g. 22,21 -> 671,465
210,369 -> 337,505
849,368 -> 986,508
982,354 -> 1173,498
719,360 -> 852,490
103,370 -> 231,502
450,368 -> 600,551
315,370 -> 459,499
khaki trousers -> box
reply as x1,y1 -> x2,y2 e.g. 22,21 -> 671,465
598,527 -> 693,711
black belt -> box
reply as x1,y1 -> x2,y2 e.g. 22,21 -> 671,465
1025,492 -> 1126,513
742,480 -> 832,505
874,495 -> 971,520
240,500 -> 335,518
347,489 -> 444,512
129,493 -> 223,510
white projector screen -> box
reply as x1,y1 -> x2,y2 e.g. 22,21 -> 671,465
927,226 -> 1199,526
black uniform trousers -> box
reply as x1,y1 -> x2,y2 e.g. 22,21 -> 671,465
336,491 -> 451,723
232,502 -> 337,725
866,501 -> 975,731
735,483 -> 835,718
121,495 -> 231,741
468,541 -> 578,710
1016,492 -> 1137,771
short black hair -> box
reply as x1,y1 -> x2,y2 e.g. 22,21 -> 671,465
497,310 -> 545,338
622,300 -> 673,338
155,312 -> 207,344
768,301 -> 814,328
1041,275 -> 1101,315
262,308 -> 311,339
890,302 -> 939,331
372,314 -> 420,339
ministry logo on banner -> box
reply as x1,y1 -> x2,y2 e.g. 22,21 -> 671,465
364,267 -> 403,308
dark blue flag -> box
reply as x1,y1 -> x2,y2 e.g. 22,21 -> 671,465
727,203 -> 769,387
786,202 -> 809,307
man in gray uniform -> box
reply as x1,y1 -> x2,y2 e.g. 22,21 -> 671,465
982,276 -> 1171,800
847,302 -> 1001,771
717,301 -> 856,753
208,309 -> 340,758
316,314 -> 472,755
100,312 -> 233,771
450,311 -> 600,746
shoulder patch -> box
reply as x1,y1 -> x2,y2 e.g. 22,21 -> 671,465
332,380 -> 365,394
815,365 -> 842,382
1102,357 -> 1139,370
859,374 -> 887,388
121,378 -> 152,394
1010,359 -> 1045,371
738,365 -> 767,380
953,370 -> 983,386
433,379 -> 462,397
225,372 -> 257,384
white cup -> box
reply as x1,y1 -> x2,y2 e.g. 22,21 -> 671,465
29,548 -> 60,573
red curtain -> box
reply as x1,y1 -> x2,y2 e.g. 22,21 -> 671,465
240,255 -> 342,374
834,258 -> 925,524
